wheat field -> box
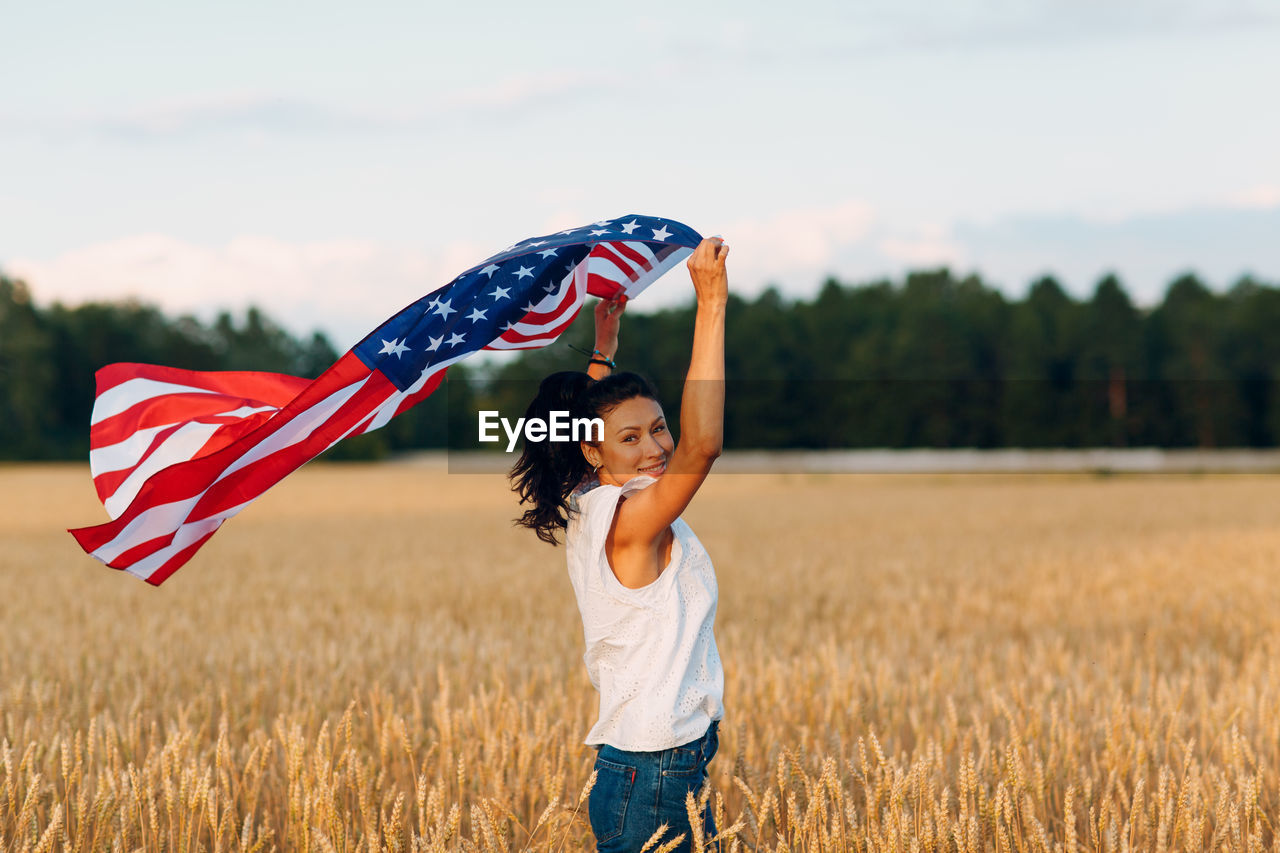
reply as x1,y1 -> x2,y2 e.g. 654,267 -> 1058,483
2,462 -> 1280,852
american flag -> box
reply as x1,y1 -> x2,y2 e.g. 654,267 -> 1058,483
69,215 -> 703,585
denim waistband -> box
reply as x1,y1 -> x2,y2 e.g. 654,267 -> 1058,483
597,719 -> 720,766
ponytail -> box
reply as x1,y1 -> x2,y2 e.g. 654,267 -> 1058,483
509,370 -> 660,545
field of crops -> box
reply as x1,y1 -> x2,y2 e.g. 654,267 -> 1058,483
3,462 -> 1280,852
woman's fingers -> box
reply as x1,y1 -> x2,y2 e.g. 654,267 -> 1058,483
596,296 -> 625,317
688,236 -> 729,272
687,235 -> 730,307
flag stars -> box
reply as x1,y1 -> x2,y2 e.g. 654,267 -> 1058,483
466,307 -> 487,322
379,338 -> 410,359
538,248 -> 558,258
620,220 -> 640,234
522,301 -> 539,313
489,285 -> 510,300
514,266 -> 535,280
543,282 -> 558,293
480,264 -> 501,277
425,335 -> 443,352
446,332 -> 466,347
432,299 -> 455,319
590,229 -> 609,237
651,225 -> 672,241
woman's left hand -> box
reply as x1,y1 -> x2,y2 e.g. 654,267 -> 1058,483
593,295 -> 626,359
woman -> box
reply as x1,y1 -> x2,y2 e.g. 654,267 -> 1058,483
509,236 -> 730,853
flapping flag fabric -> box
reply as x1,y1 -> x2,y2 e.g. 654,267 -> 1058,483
70,215 -> 703,585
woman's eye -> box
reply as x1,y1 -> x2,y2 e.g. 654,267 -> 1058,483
653,425 -> 666,433
622,435 -> 637,443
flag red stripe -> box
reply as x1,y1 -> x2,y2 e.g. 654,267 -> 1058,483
191,370 -> 398,519
92,422 -> 186,502
110,529 -> 178,569
91,393 -> 274,449
144,528 -> 221,586
495,300 -> 584,346
609,241 -> 653,272
513,265 -> 584,325
586,274 -> 627,299
70,353 -> 376,553
591,244 -> 642,281
385,369 -> 448,423
93,363 -> 311,400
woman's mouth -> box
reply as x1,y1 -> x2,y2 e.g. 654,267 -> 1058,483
638,461 -> 667,476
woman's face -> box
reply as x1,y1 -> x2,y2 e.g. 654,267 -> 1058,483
581,395 -> 674,486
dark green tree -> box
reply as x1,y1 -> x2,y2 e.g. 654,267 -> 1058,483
1146,274 -> 1230,447
0,277 -> 57,458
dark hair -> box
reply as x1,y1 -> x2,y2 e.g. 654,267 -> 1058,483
509,371 -> 661,545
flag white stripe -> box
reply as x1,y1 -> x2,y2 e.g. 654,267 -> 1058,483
216,405 -> 279,419
93,494 -> 206,563
91,378 -> 219,425
102,421 -> 227,519
620,240 -> 661,266
214,375 -> 373,483
620,246 -> 693,298
508,264 -> 586,336
97,375 -> 375,556
485,334 -> 561,350
90,422 -> 179,478
124,499 -> 254,581
360,357 -> 462,434
93,405 -> 282,513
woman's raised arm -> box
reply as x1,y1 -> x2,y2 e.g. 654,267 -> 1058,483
586,296 -> 626,381
610,237 -> 729,559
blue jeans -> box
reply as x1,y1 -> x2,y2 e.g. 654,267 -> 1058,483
588,721 -> 720,853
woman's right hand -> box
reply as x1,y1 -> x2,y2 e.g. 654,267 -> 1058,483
607,235 -> 727,588
687,237 -> 729,307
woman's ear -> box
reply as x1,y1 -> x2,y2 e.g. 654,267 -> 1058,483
580,441 -> 602,469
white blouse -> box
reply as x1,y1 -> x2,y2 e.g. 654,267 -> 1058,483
565,474 -> 724,751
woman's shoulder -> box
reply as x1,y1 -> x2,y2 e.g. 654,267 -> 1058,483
569,476 -> 612,514
571,474 -> 658,511
567,475 -> 663,551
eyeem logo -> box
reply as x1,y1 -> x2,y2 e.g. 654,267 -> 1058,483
478,411 -> 604,452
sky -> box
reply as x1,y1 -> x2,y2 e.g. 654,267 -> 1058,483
3,0 -> 1278,348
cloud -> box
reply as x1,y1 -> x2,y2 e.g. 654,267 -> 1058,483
680,196 -> 1280,306
9,197 -> 1278,352
6,204 -> 887,343
877,224 -> 967,269
721,201 -> 876,288
1224,184 -> 1280,210
6,235 -> 487,348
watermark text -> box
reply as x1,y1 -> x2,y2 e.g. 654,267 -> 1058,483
478,410 -> 604,452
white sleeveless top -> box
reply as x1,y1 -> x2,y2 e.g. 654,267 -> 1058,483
566,474 -> 724,751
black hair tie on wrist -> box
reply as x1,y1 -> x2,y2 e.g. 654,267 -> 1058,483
569,343 -> 615,370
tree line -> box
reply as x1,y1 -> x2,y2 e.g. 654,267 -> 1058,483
2,268 -> 1279,460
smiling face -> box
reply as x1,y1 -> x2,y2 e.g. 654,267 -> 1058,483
580,395 -> 674,486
